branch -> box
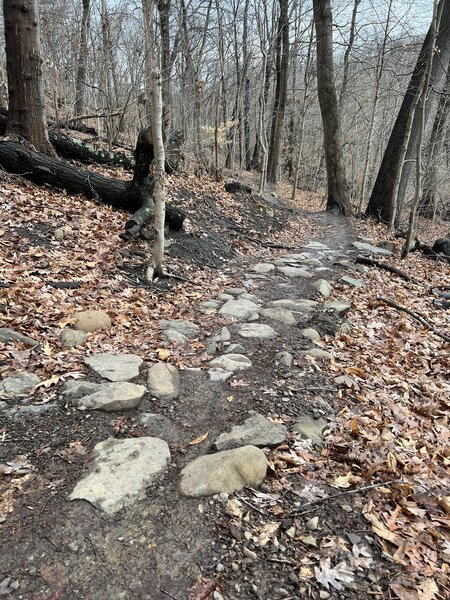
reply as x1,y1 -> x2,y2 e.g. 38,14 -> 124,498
356,256 -> 411,281
376,297 -> 450,343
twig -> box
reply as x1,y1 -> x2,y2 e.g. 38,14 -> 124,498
159,590 -> 180,600
290,479 -> 404,516
376,297 -> 450,343
235,493 -> 266,516
356,256 -> 411,281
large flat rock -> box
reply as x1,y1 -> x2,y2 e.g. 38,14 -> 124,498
0,372 -> 41,397
179,445 -> 267,497
278,266 -> 312,279
159,319 -> 200,338
260,308 -> 296,325
209,354 -> 252,372
214,413 -> 287,450
85,353 -> 143,382
72,382 -> 147,411
352,241 -> 393,255
69,437 -> 170,514
0,328 -> 38,347
270,299 -> 317,312
237,323 -> 278,339
218,299 -> 260,320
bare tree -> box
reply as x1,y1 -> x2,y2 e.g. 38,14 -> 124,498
3,0 -> 53,154
312,0 -> 351,215
74,0 -> 91,117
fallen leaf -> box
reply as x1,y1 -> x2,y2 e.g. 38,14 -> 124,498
33,374 -> 60,391
314,557 -> 354,591
189,432 -> 209,446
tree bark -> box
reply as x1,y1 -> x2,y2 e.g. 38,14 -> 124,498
0,140 -> 185,230
3,0 -> 53,154
74,0 -> 91,117
366,0 -> 450,222
313,0 -> 351,215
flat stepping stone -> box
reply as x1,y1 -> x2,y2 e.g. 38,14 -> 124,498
270,299 -> 317,312
0,328 -> 38,347
352,241 -> 393,256
163,329 -> 188,345
219,299 -> 260,320
0,372 -> 41,397
214,413 -> 287,451
147,362 -> 180,400
179,445 -> 267,497
302,348 -> 333,360
85,353 -> 142,382
311,279 -> 332,297
72,382 -> 147,411
293,416 -> 327,446
209,354 -> 252,372
341,276 -> 364,287
159,319 -> 200,337
301,328 -> 321,341
138,413 -> 181,444
61,380 -> 102,398
74,310 -> 111,333
323,300 -> 351,316
302,242 -> 329,250
238,323 -> 277,340
278,266 -> 312,279
208,368 -> 233,382
226,287 -> 246,295
260,308 -> 297,325
252,263 -> 275,274
69,437 -> 170,514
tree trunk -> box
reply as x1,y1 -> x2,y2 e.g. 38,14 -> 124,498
267,0 -> 289,183
313,0 -> 351,215
156,0 -> 172,141
74,0 -> 91,117
366,0 -> 450,222
0,140 -> 185,230
3,0 -> 53,154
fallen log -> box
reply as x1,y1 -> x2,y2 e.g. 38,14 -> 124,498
356,256 -> 411,281
0,111 -> 135,170
0,141 -> 185,230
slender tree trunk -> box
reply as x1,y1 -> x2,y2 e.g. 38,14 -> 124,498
156,0 -> 172,140
258,50 -> 269,195
338,0 -> 361,108
366,0 -> 450,222
74,0 -> 91,117
312,0 -> 351,215
267,0 -> 289,183
3,0 -> 53,154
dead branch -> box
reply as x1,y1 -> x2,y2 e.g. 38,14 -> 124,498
376,297 -> 450,343
356,256 -> 411,281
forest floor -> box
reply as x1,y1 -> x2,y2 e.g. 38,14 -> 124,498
0,161 -> 449,600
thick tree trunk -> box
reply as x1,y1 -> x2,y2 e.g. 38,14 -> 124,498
366,0 -> 450,222
313,0 -> 351,215
3,0 -> 53,155
0,141 -> 185,230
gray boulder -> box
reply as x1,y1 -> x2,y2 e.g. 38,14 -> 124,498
219,299 -> 260,320
60,328 -> 87,348
85,353 -> 143,382
209,354 -> 252,372
72,382 -> 147,411
214,413 -> 287,450
0,372 -> 41,397
147,362 -> 180,400
0,328 -> 38,346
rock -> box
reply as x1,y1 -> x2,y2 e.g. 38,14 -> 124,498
275,351 -> 293,367
60,328 -> 87,348
138,413 -> 181,444
252,263 -> 275,274
211,327 -> 231,343
238,323 -> 278,340
219,299 -> 260,320
225,179 -> 252,194
278,253 -> 308,262
214,413 -> 287,450
270,299 -> 317,312
163,329 -> 188,345
247,313 -> 260,321
260,308 -> 296,325
74,310 -> 111,333
224,343 -> 245,354
6,403 -> 56,418
0,401 -> 7,410
72,382 -> 146,411
53,228 -> 64,240
378,240 -> 396,253
341,276 -> 363,287
302,258 -> 322,267
147,362 -> 180,400
239,292 -> 262,304
61,380 -> 102,398
293,415 -> 327,446
208,368 -> 233,382
69,437 -> 170,514
226,287 -> 246,295
85,353 -> 142,382
323,300 -> 351,316
218,293 -> 234,301
278,266 -> 312,279
300,328 -> 321,341
209,354 -> 252,372
199,301 -> 222,313
352,241 -> 393,255
0,372 -> 41,397
302,348 -> 333,360
302,242 -> 329,250
159,319 -> 200,338
311,279 -> 332,297
0,328 -> 38,346
179,445 -> 267,497
433,238 -> 450,256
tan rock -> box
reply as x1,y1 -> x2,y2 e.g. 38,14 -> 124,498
74,310 -> 111,333
147,362 -> 180,400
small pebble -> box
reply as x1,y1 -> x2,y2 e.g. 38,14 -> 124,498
242,546 -> 257,561
216,563 -> 225,573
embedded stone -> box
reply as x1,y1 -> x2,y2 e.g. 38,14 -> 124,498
302,348 -> 333,360
147,362 -> 180,400
73,382 -> 147,411
0,372 -> 41,397
159,319 -> 200,338
85,353 -> 142,382
238,323 -> 277,339
214,413 -> 287,450
278,266 -> 312,279
260,308 -> 296,325
252,263 -> 275,274
293,416 -> 327,446
301,328 -> 321,341
311,279 -> 332,297
0,328 -> 38,346
219,299 -> 260,320
209,354 -> 252,372
60,328 -> 87,348
74,310 -> 111,333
